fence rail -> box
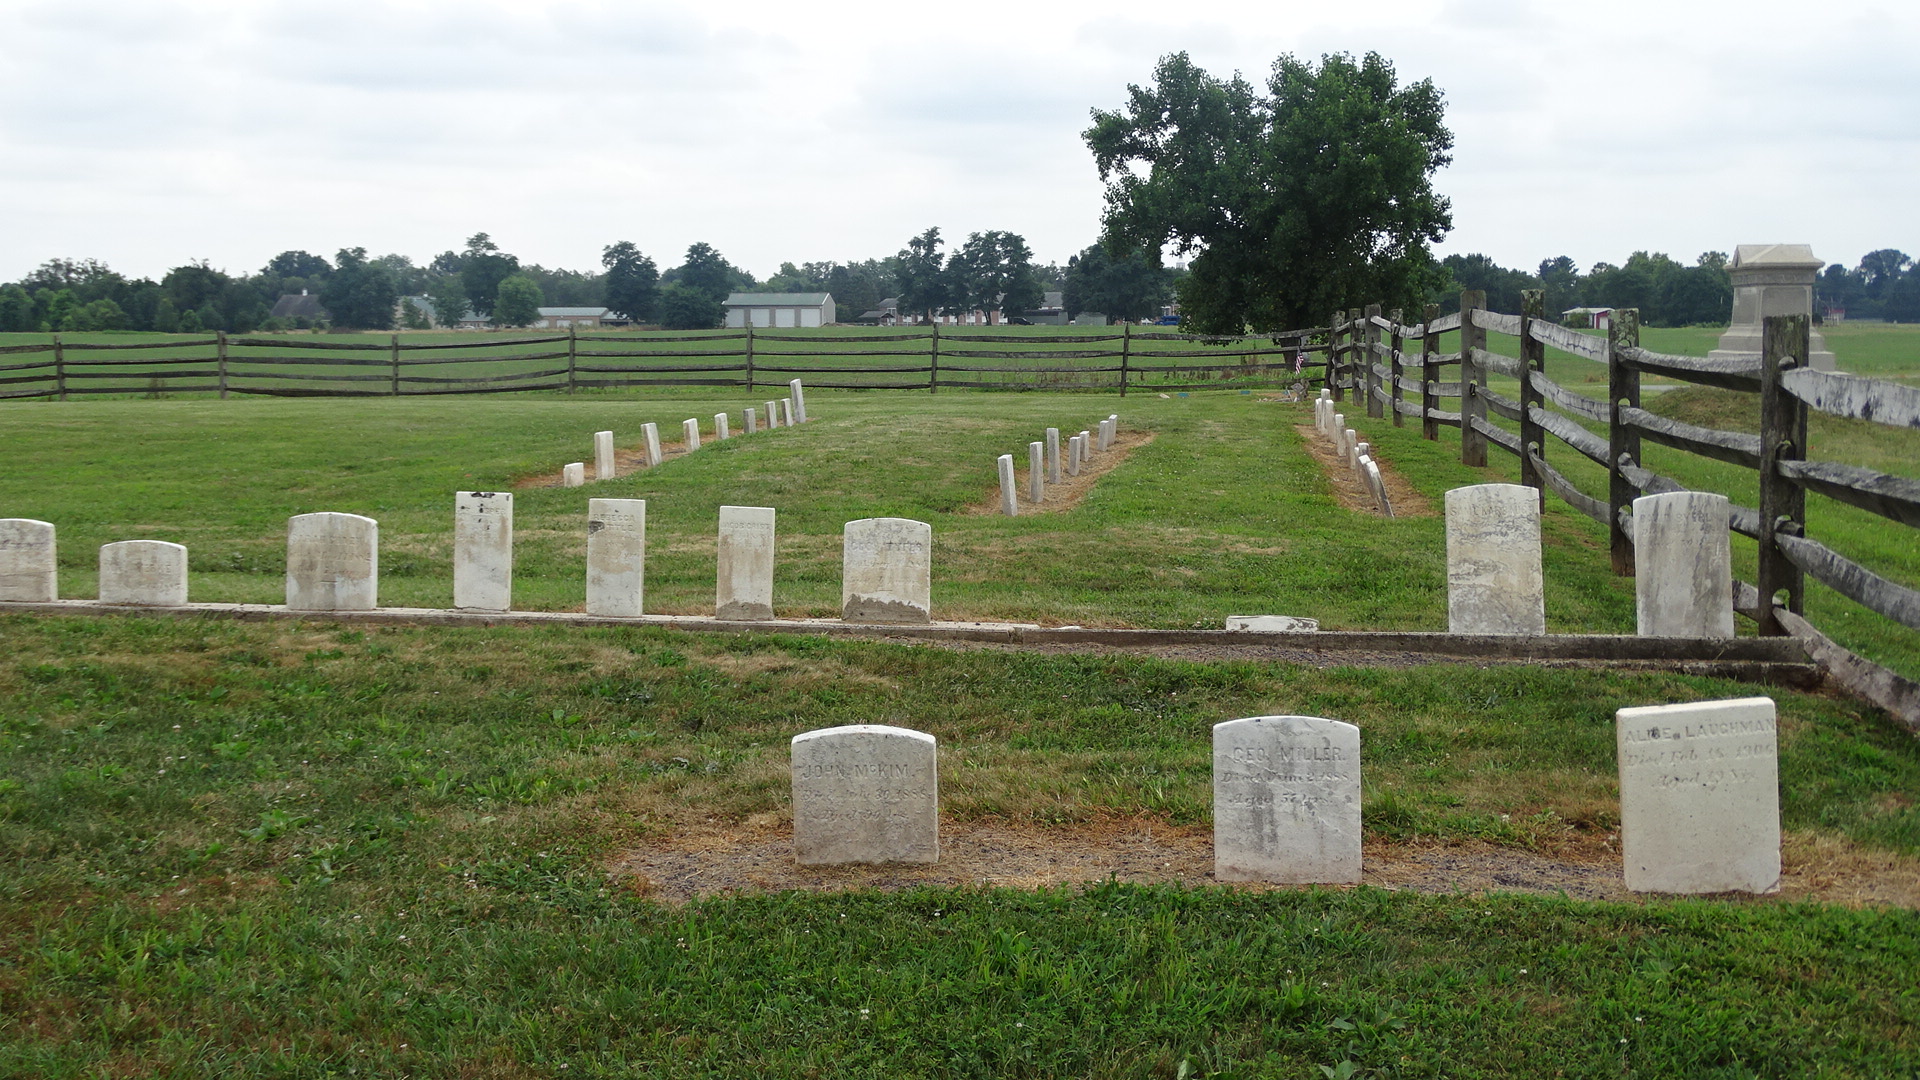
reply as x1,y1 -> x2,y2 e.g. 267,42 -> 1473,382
1324,291 -> 1920,732
0,325 -> 1332,400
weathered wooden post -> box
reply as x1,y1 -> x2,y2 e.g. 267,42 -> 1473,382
1363,305 -> 1383,419
1518,290 -> 1546,504
929,324 -> 940,394
1757,313 -> 1810,634
1459,290 -> 1487,467
744,324 -> 755,391
53,334 -> 66,402
566,326 -> 578,394
1420,303 -> 1440,441
1607,308 -> 1642,576
1281,331 -> 1300,391
389,333 -> 401,396
1388,307 -> 1406,428
1327,311 -> 1346,402
216,330 -> 229,399
1119,322 -> 1131,397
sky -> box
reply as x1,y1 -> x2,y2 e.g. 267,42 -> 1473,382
4,0 -> 1915,285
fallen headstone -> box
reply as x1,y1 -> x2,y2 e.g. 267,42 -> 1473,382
1224,615 -> 1319,632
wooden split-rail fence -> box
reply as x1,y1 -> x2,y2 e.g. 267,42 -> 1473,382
1321,291 -> 1920,731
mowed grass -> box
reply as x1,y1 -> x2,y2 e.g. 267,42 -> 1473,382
1,616 -> 1917,1077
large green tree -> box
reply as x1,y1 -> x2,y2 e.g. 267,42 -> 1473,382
1085,51 -> 1453,334
950,230 -> 1045,320
664,242 -> 750,304
459,233 -> 519,319
492,275 -> 544,328
894,228 -> 950,323
1063,243 -> 1175,322
657,282 -> 723,330
601,241 -> 660,323
320,248 -> 399,330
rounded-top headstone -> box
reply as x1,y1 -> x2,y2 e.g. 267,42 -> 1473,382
99,539 -> 189,606
841,517 -> 932,623
0,518 -> 57,603
1444,483 -> 1545,635
1213,715 -> 1361,883
1633,491 -> 1733,639
285,512 -> 378,611
791,724 -> 938,865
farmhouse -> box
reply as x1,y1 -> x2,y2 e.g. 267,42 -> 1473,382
724,292 -> 836,329
270,291 -> 329,322
1561,306 -> 1614,330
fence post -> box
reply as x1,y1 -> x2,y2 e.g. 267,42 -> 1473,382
389,334 -> 401,396
1388,307 -> 1405,428
1120,323 -> 1131,397
1358,307 -> 1379,418
929,324 -> 940,394
1518,289 -> 1545,504
1458,290 -> 1487,467
744,324 -> 755,391
1757,313 -> 1810,634
1281,332 -> 1299,390
53,334 -> 66,402
216,331 -> 229,399
1420,303 -> 1440,441
567,326 -> 578,394
1607,308 -> 1641,576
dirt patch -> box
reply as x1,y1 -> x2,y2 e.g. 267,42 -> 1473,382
1296,423 -> 1433,517
611,817 -> 1920,908
516,437 -> 693,490
965,430 -> 1156,515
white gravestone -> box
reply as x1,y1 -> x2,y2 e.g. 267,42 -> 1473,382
1213,715 -> 1362,883
1067,434 -> 1083,477
1444,484 -> 1545,635
715,412 -> 730,440
641,423 -> 663,467
286,512 -> 377,612
1225,615 -> 1319,632
789,378 -> 808,422
0,519 -> 57,602
841,517 -> 932,623
1028,442 -> 1044,504
1364,460 -> 1393,518
453,491 -> 513,612
791,724 -> 939,865
593,430 -> 615,481
1331,415 -> 1347,456
781,398 -> 795,427
1045,428 -> 1061,484
1079,429 -> 1093,457
1633,491 -> 1734,638
744,407 -> 759,434
716,505 -> 776,620
98,540 -> 187,606
1099,418 -> 1114,452
997,454 -> 1017,516
765,401 -> 781,429
585,498 -> 646,617
1616,697 -> 1780,894
562,463 -> 586,488
682,418 -> 701,452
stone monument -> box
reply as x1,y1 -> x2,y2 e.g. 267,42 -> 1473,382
1708,244 -> 1837,371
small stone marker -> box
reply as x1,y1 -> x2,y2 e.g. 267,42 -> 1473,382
1633,491 -> 1734,638
0,518 -> 56,602
789,378 -> 807,422
715,412 -> 730,440
1363,460 -> 1393,518
585,498 -> 646,617
791,724 -> 939,865
1224,615 -> 1319,632
781,398 -> 795,427
286,512 -> 377,612
1067,434 -> 1083,477
841,517 -> 932,623
745,407 -> 759,434
1079,429 -> 1093,457
997,454 -> 1017,516
1616,696 -> 1780,894
682,418 -> 701,452
641,423 -> 663,466
98,540 -> 187,606
765,401 -> 781,429
562,462 -> 586,488
1343,428 -> 1358,462
1331,415 -> 1347,456
716,505 -> 775,620
453,491 -> 513,612
1045,427 -> 1061,483
1444,484 -> 1545,635
1213,715 -> 1361,883
593,430 -> 615,480
1028,441 -> 1044,504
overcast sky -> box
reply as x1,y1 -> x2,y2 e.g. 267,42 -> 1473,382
5,0 -> 1914,284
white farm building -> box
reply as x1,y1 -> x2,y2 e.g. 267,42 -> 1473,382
723,292 -> 836,329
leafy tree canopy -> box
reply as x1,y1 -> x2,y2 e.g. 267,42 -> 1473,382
601,241 -> 660,323
262,250 -> 332,279
894,228 -> 950,321
1064,243 -> 1175,322
492,274 -> 544,329
657,282 -> 723,330
320,247 -> 398,330
1086,51 -> 1453,334
950,230 -> 1045,319
664,242 -> 752,304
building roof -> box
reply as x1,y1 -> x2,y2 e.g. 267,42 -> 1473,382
723,292 -> 833,307
270,293 -> 329,320
537,307 -> 610,317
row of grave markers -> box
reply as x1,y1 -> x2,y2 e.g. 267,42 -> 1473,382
562,380 -> 809,487
793,695 -> 1781,894
1315,391 -> 1392,517
996,415 -> 1119,516
0,508 -> 940,625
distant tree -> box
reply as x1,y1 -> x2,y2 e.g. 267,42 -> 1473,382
894,228 -> 950,322
42,290 -> 80,333
657,282 -> 723,330
1535,256 -> 1581,315
601,241 -> 660,322
160,262 -> 232,328
492,275 -> 544,328
66,299 -> 128,331
668,242 -> 748,303
425,276 -> 470,328
152,298 -> 181,334
951,231 -> 1044,319
1064,243 -> 1175,322
1085,51 -> 1452,334
460,233 -> 519,318
1858,249 -> 1910,300
262,250 -> 333,280
1434,254 -> 1537,316
0,285 -> 34,332
320,247 -> 399,330
371,254 -> 426,296
178,308 -> 203,333
1885,267 -> 1920,323
400,298 -> 432,330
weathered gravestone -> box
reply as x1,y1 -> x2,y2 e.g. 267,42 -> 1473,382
1213,715 -> 1361,883
682,418 -> 701,452
1045,428 -> 1061,484
789,379 -> 808,422
99,540 -> 188,606
562,463 -> 586,488
841,517 -> 932,623
764,401 -> 781,429
1363,460 -> 1393,519
594,430 -> 615,481
1079,429 -> 1093,458
1444,484 -> 1545,635
1067,434 -> 1082,477
791,724 -> 939,865
715,505 -> 776,620
286,512 -> 377,611
642,423 -> 663,466
1633,491 -> 1733,638
997,454 -> 1017,516
744,407 -> 759,434
781,398 -> 795,427
1616,696 -> 1780,894
453,491 -> 513,612
0,518 -> 57,602
1224,615 -> 1319,632
715,412 -> 730,440
585,498 -> 646,617
1028,442 -> 1044,504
